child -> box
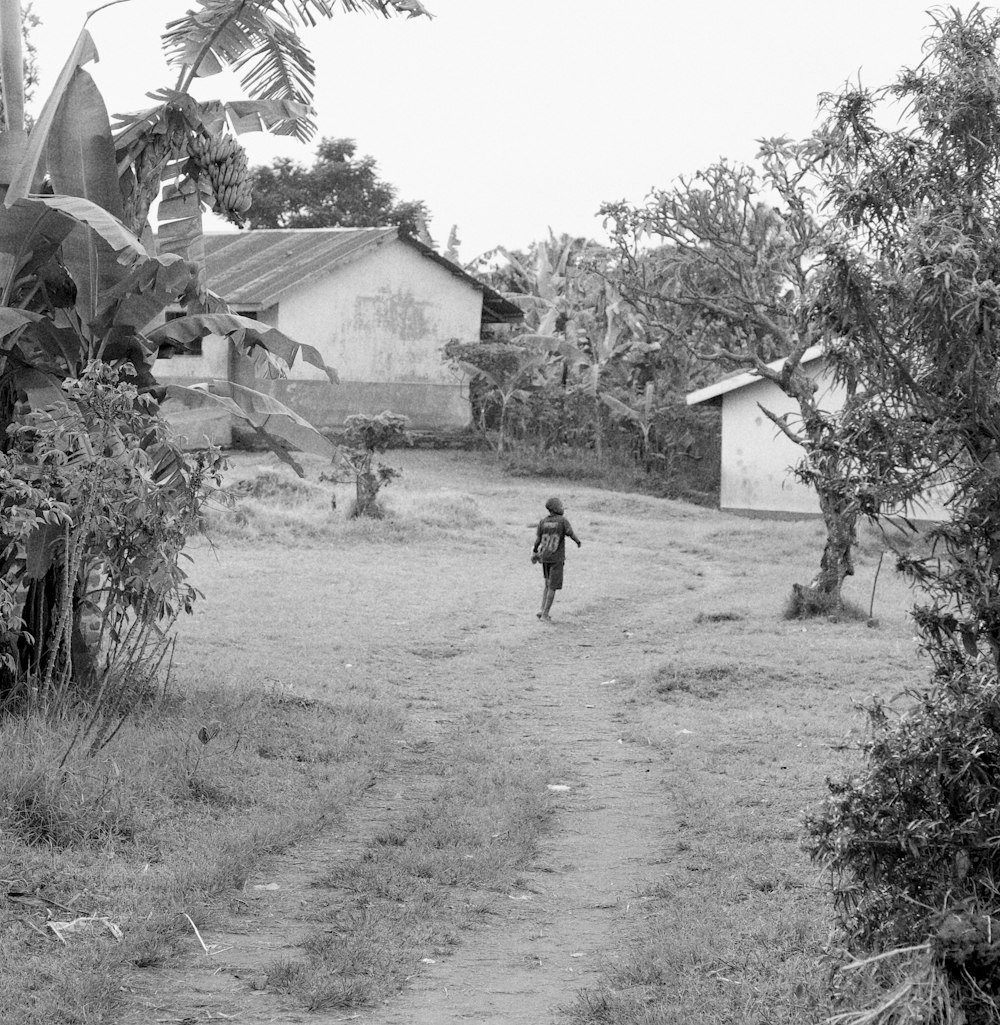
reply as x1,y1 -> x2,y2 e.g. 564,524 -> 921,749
531,496 -> 582,621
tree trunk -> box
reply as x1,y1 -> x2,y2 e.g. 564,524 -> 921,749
353,466 -> 379,517
797,487 -> 858,612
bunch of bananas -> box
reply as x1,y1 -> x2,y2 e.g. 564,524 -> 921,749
187,131 -> 253,221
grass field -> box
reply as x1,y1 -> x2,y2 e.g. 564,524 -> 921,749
0,449 -> 926,1023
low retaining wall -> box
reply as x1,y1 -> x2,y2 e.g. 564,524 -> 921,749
271,379 -> 471,432
158,378 -> 471,449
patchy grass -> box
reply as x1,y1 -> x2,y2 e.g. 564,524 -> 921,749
0,684 -> 403,1023
566,654 -> 847,1024
559,529 -> 921,1024
266,718 -> 552,1010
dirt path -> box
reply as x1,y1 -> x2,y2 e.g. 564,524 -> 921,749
122,459 -> 717,1024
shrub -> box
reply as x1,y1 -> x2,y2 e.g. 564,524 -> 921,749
0,363 -> 224,734
805,665 -> 1000,1017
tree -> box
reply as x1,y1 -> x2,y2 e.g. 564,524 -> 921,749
333,411 -> 410,517
803,9 -> 1000,1020
0,0 -> 430,699
603,146 -> 867,610
246,136 -> 429,234
815,4 -> 1000,666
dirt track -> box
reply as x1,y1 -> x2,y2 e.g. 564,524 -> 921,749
118,455 -> 765,1023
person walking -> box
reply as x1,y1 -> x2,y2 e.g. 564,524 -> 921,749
531,496 -> 582,621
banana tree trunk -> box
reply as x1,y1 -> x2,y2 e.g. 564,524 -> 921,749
496,394 -> 509,456
0,0 -> 24,134
0,0 -> 25,298
591,365 -> 603,465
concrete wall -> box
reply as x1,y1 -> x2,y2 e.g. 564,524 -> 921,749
270,379 -> 469,432
157,334 -> 230,381
719,361 -> 950,520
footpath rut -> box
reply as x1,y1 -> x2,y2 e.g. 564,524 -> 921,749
357,622 -> 672,1025
123,485 -> 696,1024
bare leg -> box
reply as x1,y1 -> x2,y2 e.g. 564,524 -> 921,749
542,587 -> 555,619
538,583 -> 549,619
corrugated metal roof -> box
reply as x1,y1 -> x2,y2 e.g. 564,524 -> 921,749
685,344 -> 825,406
201,227 -> 523,323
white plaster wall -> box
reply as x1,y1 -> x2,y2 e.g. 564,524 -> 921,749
276,238 -> 481,384
720,367 -> 839,515
719,361 -> 951,520
155,334 -> 229,380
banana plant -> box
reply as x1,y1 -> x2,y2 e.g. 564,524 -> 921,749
601,382 -> 659,470
0,0 -> 430,468
0,0 -> 430,694
455,346 -> 552,455
472,234 -> 654,463
551,281 -> 649,464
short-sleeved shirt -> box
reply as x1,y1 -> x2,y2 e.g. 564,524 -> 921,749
534,514 -> 577,564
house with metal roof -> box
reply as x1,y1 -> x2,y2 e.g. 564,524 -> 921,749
156,226 -> 522,444
687,347 -> 949,519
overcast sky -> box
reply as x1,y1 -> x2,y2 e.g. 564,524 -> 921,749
30,1 -> 980,259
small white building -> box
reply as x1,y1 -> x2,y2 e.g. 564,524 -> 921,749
156,227 -> 522,444
686,348 -> 949,520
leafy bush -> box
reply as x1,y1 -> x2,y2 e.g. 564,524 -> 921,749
806,665 -> 1000,1016
0,363 -> 223,734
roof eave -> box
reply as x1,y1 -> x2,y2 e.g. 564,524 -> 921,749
685,344 -> 826,406
400,234 -> 524,324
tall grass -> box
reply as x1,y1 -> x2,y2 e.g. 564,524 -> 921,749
205,463 -> 493,543
0,684 -> 403,1023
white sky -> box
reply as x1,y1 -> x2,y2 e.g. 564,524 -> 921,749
30,1 -> 978,259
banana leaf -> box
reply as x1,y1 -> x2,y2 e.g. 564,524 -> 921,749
157,177 -> 210,264
15,196 -> 146,264
5,28 -> 100,205
95,254 -> 193,332
9,366 -> 66,410
601,393 -> 643,424
149,313 -> 338,382
45,66 -> 128,322
165,380 -> 335,474
0,308 -> 41,342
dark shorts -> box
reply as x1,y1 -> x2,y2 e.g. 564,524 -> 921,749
542,560 -> 564,590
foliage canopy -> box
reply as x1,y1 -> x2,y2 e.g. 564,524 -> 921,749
246,136 -> 429,234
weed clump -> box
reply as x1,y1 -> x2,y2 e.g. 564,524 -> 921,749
784,584 -> 867,623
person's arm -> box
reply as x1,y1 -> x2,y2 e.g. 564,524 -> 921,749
532,521 -> 542,556
565,519 -> 582,547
